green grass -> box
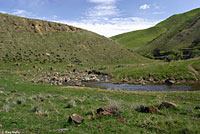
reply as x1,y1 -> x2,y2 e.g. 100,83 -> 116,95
0,12 -> 144,66
111,26 -> 167,50
0,70 -> 200,134
0,10 -> 200,134
111,8 -> 200,60
92,57 -> 200,83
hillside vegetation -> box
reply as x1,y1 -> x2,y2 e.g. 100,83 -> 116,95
0,13 -> 146,66
112,8 -> 200,61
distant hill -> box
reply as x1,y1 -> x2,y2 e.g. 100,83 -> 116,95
0,13 -> 145,65
112,8 -> 200,61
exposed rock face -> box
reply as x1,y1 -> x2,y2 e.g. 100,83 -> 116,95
160,101 -> 177,108
68,114 -> 83,124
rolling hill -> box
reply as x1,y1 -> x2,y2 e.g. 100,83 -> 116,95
0,13 -> 147,66
112,8 -> 200,61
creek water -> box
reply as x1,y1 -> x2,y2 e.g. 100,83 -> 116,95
88,82 -> 200,92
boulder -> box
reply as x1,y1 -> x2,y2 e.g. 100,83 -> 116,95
97,105 -> 119,116
11,89 -> 17,93
139,106 -> 158,113
75,99 -> 84,104
160,101 -> 177,108
50,67 -> 56,71
68,114 -> 83,124
165,78 -> 175,84
14,62 -> 21,66
66,101 -> 76,108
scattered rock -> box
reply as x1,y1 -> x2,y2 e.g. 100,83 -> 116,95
139,106 -> 158,113
68,114 -> 83,124
75,81 -> 82,86
97,105 -> 119,116
50,67 -> 56,71
0,88 -> 4,94
14,62 -> 21,66
56,128 -> 69,132
50,128 -> 69,132
30,69 -> 110,86
165,78 -> 175,84
66,101 -> 76,108
3,104 -> 10,112
46,53 -> 50,56
67,63 -> 75,68
16,98 -> 26,104
32,106 -> 41,113
75,99 -> 84,104
47,94 -> 53,98
11,89 -> 17,93
160,101 -> 177,108
33,65 -> 37,68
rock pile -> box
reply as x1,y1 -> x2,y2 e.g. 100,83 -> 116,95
30,69 -> 111,86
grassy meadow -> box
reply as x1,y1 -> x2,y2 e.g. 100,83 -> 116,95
0,69 -> 200,134
0,61 -> 200,134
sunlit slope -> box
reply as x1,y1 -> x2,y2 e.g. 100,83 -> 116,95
0,13 -> 146,65
112,8 -> 200,60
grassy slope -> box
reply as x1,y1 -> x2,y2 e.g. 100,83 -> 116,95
111,8 -> 200,55
111,26 -> 167,50
0,13 -> 147,66
102,57 -> 200,82
0,69 -> 200,134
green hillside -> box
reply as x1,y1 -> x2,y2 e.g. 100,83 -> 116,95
112,8 -> 200,61
0,13 -> 146,66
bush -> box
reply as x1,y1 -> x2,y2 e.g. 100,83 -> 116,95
167,54 -> 176,61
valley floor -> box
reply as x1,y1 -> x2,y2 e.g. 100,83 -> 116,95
0,65 -> 200,134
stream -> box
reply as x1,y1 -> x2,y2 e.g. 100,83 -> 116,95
87,82 -> 200,92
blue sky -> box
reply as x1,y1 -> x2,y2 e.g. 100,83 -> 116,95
0,0 -> 199,37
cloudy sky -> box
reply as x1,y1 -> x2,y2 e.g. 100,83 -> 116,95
0,0 -> 199,37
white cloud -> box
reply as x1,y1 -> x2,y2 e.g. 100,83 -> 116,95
50,0 -> 158,37
54,17 -> 158,37
17,0 -> 48,7
86,0 -> 120,18
87,0 -> 117,4
152,4 -> 160,9
12,9 -> 32,17
87,5 -> 119,17
153,11 -> 165,15
140,4 -> 150,10
0,11 -> 7,14
52,15 -> 59,19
